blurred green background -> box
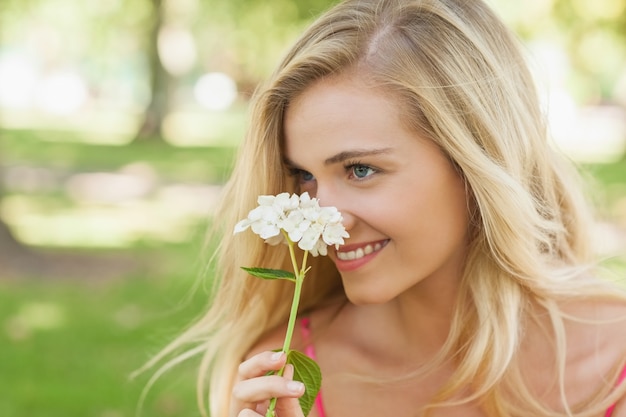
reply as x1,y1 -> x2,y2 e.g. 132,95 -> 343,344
0,0 -> 625,416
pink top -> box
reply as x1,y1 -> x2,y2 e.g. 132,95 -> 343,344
300,317 -> 326,417
300,317 -> 626,417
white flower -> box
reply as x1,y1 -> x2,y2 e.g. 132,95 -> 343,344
234,192 -> 349,256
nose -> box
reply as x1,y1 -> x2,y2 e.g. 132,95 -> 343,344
313,184 -> 356,233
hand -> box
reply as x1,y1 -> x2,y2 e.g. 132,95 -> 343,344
230,351 -> 306,417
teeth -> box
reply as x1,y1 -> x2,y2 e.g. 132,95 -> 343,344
337,242 -> 384,261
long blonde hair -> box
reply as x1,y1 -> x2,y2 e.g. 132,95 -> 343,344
142,0 -> 626,415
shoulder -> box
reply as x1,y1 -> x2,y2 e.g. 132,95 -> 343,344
560,297 -> 626,377
560,297 -> 626,354
521,296 -> 626,409
561,298 -> 626,407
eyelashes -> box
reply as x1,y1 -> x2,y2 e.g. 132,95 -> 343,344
344,161 -> 377,179
288,167 -> 315,184
286,160 -> 379,183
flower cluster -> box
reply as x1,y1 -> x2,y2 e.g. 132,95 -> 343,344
234,192 -> 349,256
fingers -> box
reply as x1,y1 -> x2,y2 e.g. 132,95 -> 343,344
231,351 -> 306,417
233,366 -> 305,403
238,351 -> 287,380
236,410 -> 263,417
283,362 -> 295,379
274,365 -> 307,417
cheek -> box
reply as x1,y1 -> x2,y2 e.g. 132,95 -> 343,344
429,182 -> 471,249
399,177 -> 469,240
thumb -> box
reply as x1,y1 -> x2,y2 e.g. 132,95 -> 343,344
275,364 -> 306,417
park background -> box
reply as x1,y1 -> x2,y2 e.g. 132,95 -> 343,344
0,0 -> 625,416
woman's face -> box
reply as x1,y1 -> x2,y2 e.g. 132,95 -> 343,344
283,75 -> 470,305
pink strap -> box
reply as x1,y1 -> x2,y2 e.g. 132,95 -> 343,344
605,364 -> 626,417
300,317 -> 326,417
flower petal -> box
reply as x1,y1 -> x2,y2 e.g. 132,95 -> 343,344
233,219 -> 251,234
234,192 -> 349,255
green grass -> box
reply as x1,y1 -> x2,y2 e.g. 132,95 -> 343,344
0,128 -> 238,184
0,243 -> 209,417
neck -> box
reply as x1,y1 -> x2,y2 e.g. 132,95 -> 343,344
345,275 -> 460,368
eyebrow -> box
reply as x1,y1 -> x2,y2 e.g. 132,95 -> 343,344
284,147 -> 392,168
323,148 -> 392,165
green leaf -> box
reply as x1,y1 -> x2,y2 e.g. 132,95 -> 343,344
241,267 -> 296,282
287,350 -> 322,416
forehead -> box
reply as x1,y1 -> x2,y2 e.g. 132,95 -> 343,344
287,74 -> 397,120
283,75 -> 405,159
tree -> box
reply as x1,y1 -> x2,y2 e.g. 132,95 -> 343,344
0,142 -> 31,262
134,0 -> 340,142
134,0 -> 174,142
0,0 -> 35,269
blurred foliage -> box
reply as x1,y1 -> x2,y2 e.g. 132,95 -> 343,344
193,0 -> 339,86
490,0 -> 626,103
554,0 -> 626,101
1,0 -> 624,101
0,0 -> 339,93
0,0 -> 156,111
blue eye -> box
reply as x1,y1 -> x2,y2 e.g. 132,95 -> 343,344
290,168 -> 315,184
349,164 -> 376,179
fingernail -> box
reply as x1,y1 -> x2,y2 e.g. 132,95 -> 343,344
270,351 -> 283,362
287,380 -> 304,394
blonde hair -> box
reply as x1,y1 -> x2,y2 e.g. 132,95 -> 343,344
142,0 -> 626,416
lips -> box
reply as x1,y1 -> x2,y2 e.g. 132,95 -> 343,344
336,239 -> 388,261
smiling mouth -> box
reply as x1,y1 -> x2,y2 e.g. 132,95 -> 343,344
336,240 -> 388,261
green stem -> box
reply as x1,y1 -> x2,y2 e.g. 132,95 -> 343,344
300,250 -> 309,276
285,234 -> 300,281
281,260 -> 305,353
266,244 -> 309,417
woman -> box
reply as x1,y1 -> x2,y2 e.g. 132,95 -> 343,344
146,0 -> 626,415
